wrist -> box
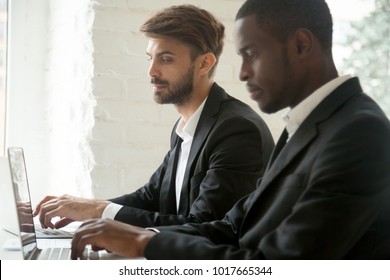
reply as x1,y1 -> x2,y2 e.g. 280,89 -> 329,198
94,200 -> 110,218
137,230 -> 156,256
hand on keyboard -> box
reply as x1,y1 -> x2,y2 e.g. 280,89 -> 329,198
39,246 -> 100,260
35,225 -> 74,238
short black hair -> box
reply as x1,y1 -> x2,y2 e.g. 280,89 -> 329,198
236,0 -> 333,51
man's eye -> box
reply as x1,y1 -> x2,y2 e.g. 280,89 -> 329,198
160,57 -> 173,63
246,51 -> 257,60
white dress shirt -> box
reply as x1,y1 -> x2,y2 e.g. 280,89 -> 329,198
283,75 -> 352,140
102,98 -> 207,219
174,98 -> 207,210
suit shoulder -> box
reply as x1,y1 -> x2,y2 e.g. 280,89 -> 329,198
220,94 -> 259,117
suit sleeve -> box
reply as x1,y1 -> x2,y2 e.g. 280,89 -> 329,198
145,109 -> 390,259
184,116 -> 270,223
108,151 -> 177,221
109,116 -> 272,228
144,193 -> 266,259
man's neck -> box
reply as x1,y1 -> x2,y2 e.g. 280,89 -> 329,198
176,81 -> 213,123
291,58 -> 338,109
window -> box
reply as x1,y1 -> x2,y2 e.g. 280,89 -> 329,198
0,0 -> 7,155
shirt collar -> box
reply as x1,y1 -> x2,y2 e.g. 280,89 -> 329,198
283,75 -> 352,139
176,97 -> 208,141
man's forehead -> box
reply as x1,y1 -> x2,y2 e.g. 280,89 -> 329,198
234,15 -> 275,47
234,15 -> 259,40
234,16 -> 261,47
146,38 -> 181,53
234,14 -> 258,31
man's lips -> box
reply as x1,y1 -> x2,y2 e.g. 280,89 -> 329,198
152,83 -> 167,91
246,85 -> 263,100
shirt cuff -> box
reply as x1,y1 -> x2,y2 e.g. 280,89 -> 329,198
145,228 -> 160,233
101,202 -> 123,219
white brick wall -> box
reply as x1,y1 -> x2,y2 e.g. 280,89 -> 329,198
89,0 -> 285,199
6,0 -> 285,204
7,0 -> 370,203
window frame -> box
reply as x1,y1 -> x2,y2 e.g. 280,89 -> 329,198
0,0 -> 8,156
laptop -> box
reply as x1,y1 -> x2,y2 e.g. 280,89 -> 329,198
6,147 -> 100,259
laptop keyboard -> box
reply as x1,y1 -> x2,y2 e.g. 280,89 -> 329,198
39,247 -> 100,260
35,227 -> 74,238
39,247 -> 69,260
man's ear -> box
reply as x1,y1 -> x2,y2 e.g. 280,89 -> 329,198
198,53 -> 217,76
292,28 -> 314,59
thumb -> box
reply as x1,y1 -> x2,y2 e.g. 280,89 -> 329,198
54,217 -> 74,229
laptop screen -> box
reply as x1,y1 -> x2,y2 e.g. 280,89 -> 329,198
8,147 -> 38,259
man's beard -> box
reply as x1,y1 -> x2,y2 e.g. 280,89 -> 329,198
151,65 -> 194,106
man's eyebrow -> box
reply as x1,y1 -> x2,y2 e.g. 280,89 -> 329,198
237,45 -> 253,55
146,50 -> 176,57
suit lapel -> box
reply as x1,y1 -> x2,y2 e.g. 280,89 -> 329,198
177,83 -> 228,214
240,78 -> 364,235
267,128 -> 288,168
159,133 -> 182,214
251,78 -> 363,201
259,124 -> 317,192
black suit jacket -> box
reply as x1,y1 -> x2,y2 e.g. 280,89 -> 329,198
145,77 -> 390,259
110,83 -> 274,227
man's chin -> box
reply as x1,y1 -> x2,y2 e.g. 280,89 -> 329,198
153,92 -> 166,104
258,103 -> 283,115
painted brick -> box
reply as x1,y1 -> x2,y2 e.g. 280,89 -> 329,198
89,0 -> 282,198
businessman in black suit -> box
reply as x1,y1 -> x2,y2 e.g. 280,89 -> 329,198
34,5 -> 274,229
70,0 -> 390,259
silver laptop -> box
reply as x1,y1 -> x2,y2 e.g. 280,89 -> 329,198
7,147 -> 99,260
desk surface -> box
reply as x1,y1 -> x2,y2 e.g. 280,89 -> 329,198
0,228 -> 23,259
0,221 -> 77,260
0,157 -> 136,261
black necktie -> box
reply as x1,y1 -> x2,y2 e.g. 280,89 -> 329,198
172,137 -> 183,178
163,137 -> 182,214
269,128 -> 288,167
